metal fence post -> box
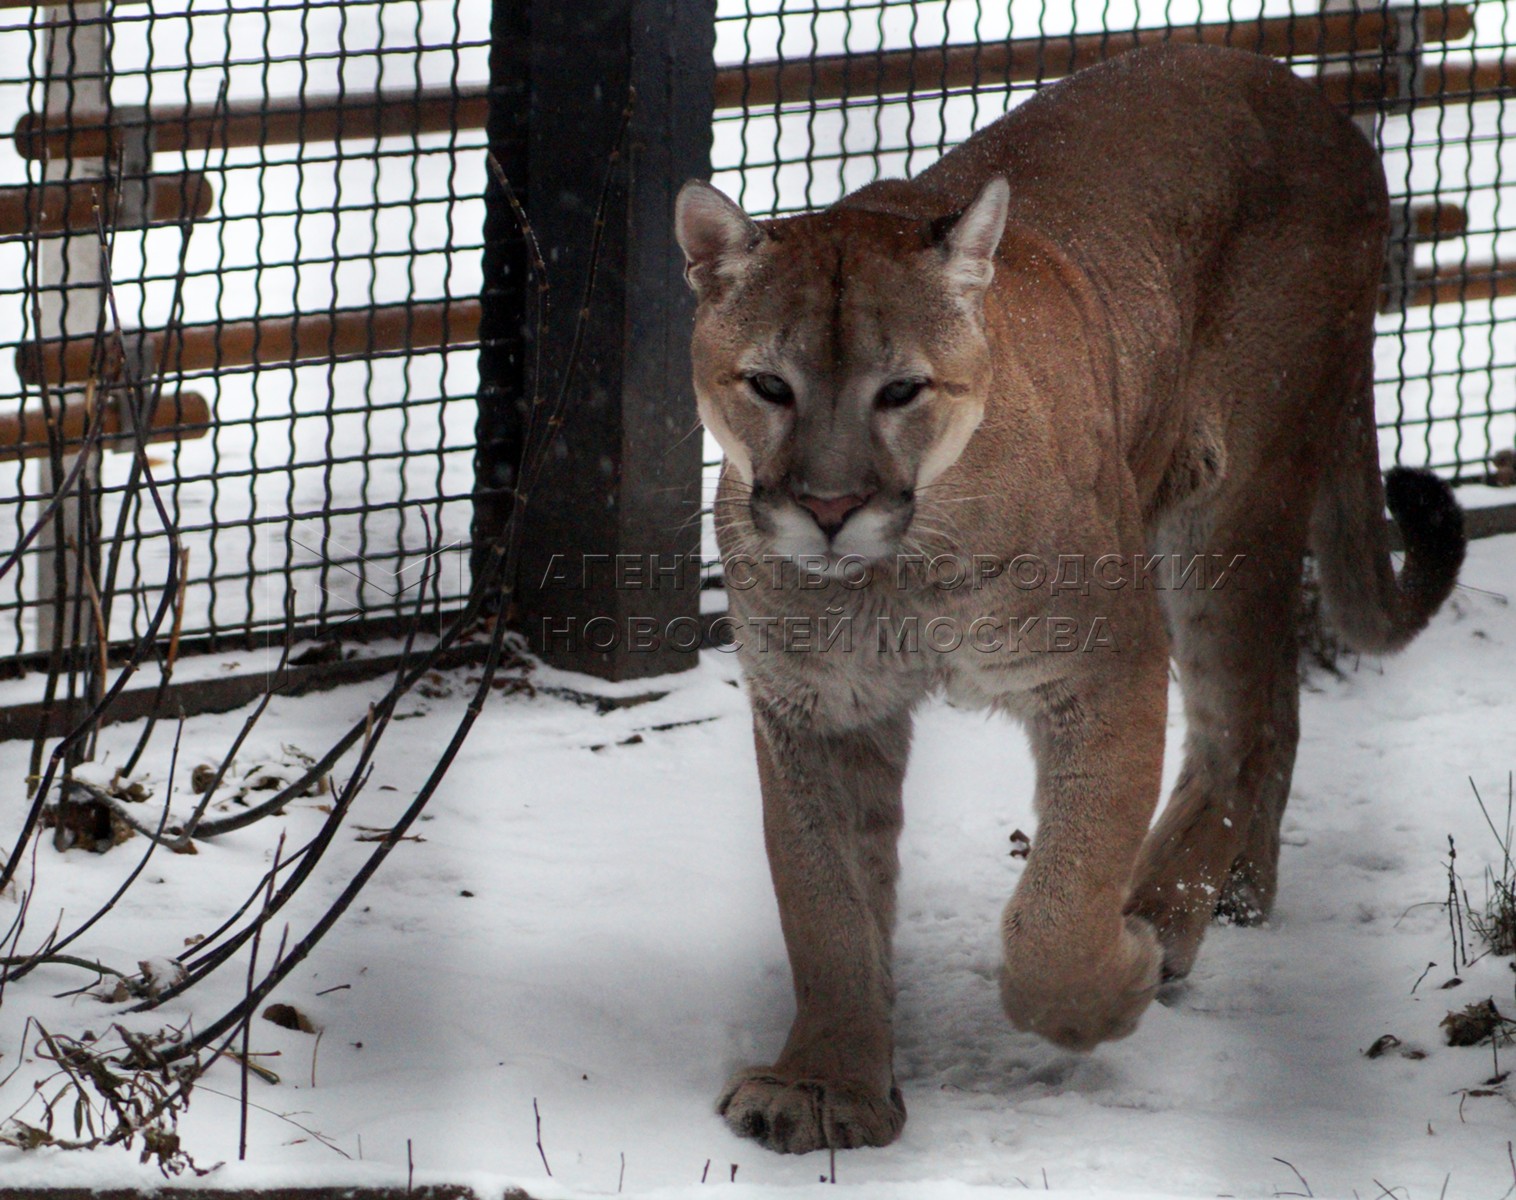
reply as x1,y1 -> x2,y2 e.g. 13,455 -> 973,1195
473,0 -> 529,576
476,0 -> 714,680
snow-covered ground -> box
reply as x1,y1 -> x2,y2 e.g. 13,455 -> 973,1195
0,532 -> 1513,1198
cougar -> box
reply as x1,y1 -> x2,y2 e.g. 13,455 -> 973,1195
674,44 -> 1465,1154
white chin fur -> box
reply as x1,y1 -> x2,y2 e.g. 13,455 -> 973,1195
767,506 -> 895,565
766,507 -> 830,558
833,509 -> 895,560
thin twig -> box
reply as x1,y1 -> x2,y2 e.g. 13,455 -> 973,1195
0,954 -> 125,978
183,553 -> 457,840
95,81 -> 228,655
1273,1157 -> 1314,1198
240,833 -> 284,1161
158,529 -> 523,1047
0,417 -> 185,890
121,546 -> 190,776
142,711 -> 382,1007
195,1082 -> 350,1158
533,1097 -> 551,1177
170,606 -> 297,845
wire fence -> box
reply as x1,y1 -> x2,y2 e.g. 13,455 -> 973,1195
0,1 -> 1512,667
702,0 -> 1516,574
0,0 -> 485,662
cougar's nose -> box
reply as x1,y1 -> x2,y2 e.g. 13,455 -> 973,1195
796,491 -> 872,536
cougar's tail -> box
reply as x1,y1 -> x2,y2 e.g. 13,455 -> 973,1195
1310,409 -> 1466,655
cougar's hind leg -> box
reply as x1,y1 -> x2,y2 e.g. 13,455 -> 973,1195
1127,510 -> 1305,981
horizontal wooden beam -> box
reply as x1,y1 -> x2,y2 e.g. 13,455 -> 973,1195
1463,502 -> 1516,539
12,86 -> 490,161
1414,57 -> 1516,105
1410,201 -> 1466,243
0,633 -> 488,743
0,391 -> 208,462
8,7 -> 1482,161
0,170 -> 213,236
1390,261 -> 1516,309
16,299 -> 480,386
1322,58 -> 1516,109
13,255 -> 1500,386
711,6 -> 1473,108
0,0 -> 144,8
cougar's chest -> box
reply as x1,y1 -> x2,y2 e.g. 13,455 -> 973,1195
729,575 -> 1053,727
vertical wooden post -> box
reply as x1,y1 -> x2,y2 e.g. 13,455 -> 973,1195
476,0 -> 715,680
35,3 -> 107,659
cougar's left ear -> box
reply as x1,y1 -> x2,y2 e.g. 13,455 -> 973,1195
675,180 -> 765,300
932,177 -> 1010,294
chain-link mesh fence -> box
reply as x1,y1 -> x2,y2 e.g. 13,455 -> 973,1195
0,0 -> 485,662
1,1 -> 1511,667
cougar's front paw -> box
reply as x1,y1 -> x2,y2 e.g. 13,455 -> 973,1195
1000,915 -> 1162,1051
717,1069 -> 905,1153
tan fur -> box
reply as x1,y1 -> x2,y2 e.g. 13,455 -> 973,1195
675,45 -> 1464,1155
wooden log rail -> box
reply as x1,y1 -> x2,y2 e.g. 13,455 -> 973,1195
0,0 -> 145,7
1412,201 -> 1466,242
1,3 -> 1503,390
16,299 -> 481,387
13,61 -> 1509,164
1319,58 -> 1516,109
0,200 -> 1485,389
0,392 -> 209,462
711,6 -> 1472,108
13,87 -> 490,161
10,6 -> 1504,166
13,253 -> 1501,393
1391,264 -> 1516,310
0,170 -> 213,236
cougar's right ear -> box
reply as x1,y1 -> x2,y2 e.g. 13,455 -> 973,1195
675,180 -> 764,299
932,177 -> 1010,297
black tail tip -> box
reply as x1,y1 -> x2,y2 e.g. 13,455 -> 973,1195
1384,465 -> 1466,563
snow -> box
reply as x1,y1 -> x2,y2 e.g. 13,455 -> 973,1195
0,533 -> 1513,1198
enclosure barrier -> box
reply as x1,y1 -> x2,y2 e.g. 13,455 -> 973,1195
16,301 -> 479,387
0,170 -> 213,236
0,0 -> 490,678
0,0 -> 1512,697
0,390 -> 208,463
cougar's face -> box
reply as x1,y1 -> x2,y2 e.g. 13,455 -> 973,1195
676,179 -> 1009,564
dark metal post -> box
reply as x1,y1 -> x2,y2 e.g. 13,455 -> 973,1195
473,0 -> 529,573
475,0 -> 714,681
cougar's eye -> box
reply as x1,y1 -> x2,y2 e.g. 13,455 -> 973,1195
747,373 -> 795,406
876,378 -> 926,409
